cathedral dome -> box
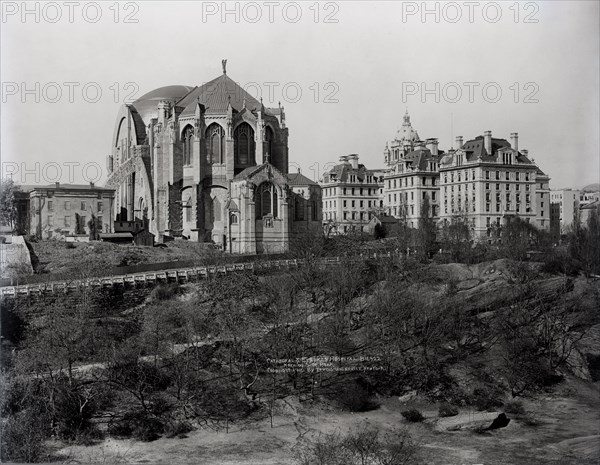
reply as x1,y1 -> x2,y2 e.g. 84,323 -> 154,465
131,85 -> 195,125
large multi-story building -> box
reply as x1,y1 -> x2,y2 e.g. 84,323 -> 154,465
383,112 -> 442,227
550,189 -> 580,235
28,182 -> 115,240
439,131 -> 541,240
534,161 -> 551,232
105,62 -> 321,253
320,154 -> 384,234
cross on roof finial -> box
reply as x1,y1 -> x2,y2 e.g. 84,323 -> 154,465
222,59 -> 227,74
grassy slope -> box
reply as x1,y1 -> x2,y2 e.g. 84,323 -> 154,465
49,260 -> 600,464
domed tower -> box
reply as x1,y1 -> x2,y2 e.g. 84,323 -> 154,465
105,65 -> 290,244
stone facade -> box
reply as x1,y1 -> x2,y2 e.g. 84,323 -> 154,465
105,66 -> 321,253
320,155 -> 385,235
28,183 -> 115,240
439,131 -> 540,240
383,112 -> 442,227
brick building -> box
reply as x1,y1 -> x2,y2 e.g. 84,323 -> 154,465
28,182 -> 115,239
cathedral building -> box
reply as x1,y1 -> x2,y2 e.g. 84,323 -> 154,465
105,62 -> 321,253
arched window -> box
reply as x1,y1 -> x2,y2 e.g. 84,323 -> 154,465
213,197 -> 221,222
206,123 -> 224,164
234,123 -> 255,165
265,126 -> 274,161
256,183 -> 278,219
182,125 -> 194,166
182,190 -> 193,222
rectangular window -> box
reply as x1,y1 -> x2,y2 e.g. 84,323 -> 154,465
495,171 -> 500,180
64,216 -> 71,227
343,200 -> 347,207
81,201 -> 86,211
47,200 -> 53,212
65,201 -> 71,210
98,201 -> 103,213
48,215 -> 53,227
98,216 -> 103,230
505,172 -> 510,181
432,192 -> 436,201
485,170 -> 490,180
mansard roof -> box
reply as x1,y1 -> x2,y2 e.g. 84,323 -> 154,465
460,136 -> 533,164
401,148 -> 443,171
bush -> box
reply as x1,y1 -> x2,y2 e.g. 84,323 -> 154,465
165,421 -> 193,439
541,256 -> 581,276
469,387 -> 504,412
149,283 -> 180,302
334,380 -> 379,413
108,411 -> 164,442
65,242 -> 76,249
504,400 -> 525,415
0,409 -> 48,463
293,421 -> 418,465
438,403 -> 459,417
401,408 -> 424,422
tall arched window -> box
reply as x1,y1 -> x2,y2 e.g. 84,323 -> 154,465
255,182 -> 278,218
206,123 -> 224,164
234,123 -> 255,165
265,126 -> 274,161
182,125 -> 194,166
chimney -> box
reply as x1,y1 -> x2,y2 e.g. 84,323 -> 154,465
339,155 -> 349,164
55,182 -> 59,188
348,154 -> 359,169
484,130 -> 492,154
522,149 -> 529,157
426,138 -> 439,155
455,136 -> 463,149
90,182 -> 95,188
510,132 -> 519,151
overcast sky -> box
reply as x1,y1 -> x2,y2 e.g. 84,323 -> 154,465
1,1 -> 598,189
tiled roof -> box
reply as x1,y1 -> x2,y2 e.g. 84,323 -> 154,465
287,172 -> 318,186
179,74 -> 272,117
